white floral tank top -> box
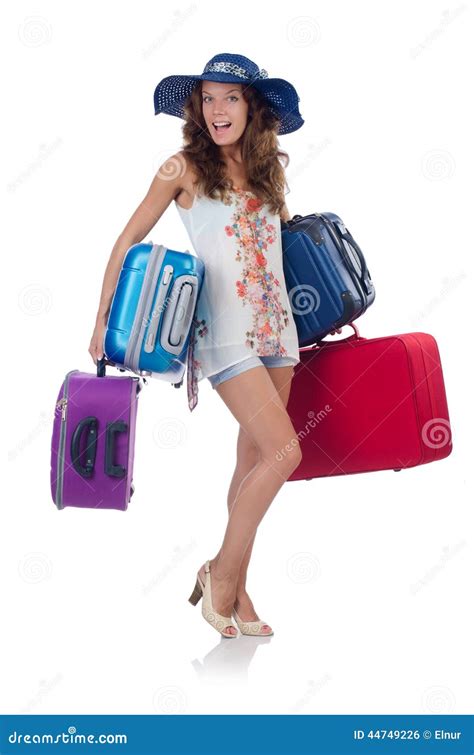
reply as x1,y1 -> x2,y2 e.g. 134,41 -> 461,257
175,187 -> 301,411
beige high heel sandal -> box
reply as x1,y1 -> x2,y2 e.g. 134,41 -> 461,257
232,609 -> 274,636
188,559 -> 237,638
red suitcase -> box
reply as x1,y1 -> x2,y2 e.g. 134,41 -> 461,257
287,324 -> 453,480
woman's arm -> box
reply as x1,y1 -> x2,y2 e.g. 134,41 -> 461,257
94,153 -> 184,325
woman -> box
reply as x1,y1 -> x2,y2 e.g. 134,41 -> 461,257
89,53 -> 305,639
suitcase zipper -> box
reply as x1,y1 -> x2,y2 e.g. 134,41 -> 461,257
56,397 -> 67,421
55,370 -> 77,509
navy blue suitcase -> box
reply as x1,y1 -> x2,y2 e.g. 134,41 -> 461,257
281,212 -> 375,346
104,241 -> 205,387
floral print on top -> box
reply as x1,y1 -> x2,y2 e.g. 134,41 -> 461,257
177,187 -> 300,412
227,194 -> 290,356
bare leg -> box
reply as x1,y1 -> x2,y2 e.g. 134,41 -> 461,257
226,366 -> 296,627
197,365 -> 301,634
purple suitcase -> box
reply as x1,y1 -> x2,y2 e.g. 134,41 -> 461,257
50,358 -> 144,511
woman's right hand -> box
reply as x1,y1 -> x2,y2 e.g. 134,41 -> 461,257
88,319 -> 106,365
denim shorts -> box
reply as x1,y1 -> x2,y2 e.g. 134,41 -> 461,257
208,355 -> 297,389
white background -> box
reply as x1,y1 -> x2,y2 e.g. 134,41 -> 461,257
2,0 -> 472,715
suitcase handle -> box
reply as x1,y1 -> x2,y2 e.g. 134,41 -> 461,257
96,357 -> 147,392
339,230 -> 373,296
105,420 -> 128,478
281,215 -> 324,245
96,357 -> 116,377
320,215 -> 373,296
299,322 -> 363,352
70,417 -> 98,478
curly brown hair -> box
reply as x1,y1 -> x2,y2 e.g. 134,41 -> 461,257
180,80 -> 290,216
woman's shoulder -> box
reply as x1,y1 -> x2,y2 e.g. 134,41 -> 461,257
174,151 -> 201,210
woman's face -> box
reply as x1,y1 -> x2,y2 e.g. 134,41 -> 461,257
201,80 -> 249,145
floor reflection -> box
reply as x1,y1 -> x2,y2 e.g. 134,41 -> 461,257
191,635 -> 273,683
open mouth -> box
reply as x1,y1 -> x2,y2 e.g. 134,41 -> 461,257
212,121 -> 231,132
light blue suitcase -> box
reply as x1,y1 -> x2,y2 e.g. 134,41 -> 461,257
104,241 -> 205,388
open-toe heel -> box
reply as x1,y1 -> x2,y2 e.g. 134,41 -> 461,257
188,577 -> 203,606
188,560 -> 237,638
232,609 -> 274,636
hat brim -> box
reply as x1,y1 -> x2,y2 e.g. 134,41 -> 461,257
153,74 -> 304,135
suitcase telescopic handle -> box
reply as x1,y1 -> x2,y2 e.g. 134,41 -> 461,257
96,357 -> 116,377
104,420 -> 128,478
70,417 -> 98,478
96,356 -> 147,392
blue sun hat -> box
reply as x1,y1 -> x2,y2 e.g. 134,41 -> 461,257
153,52 -> 304,135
